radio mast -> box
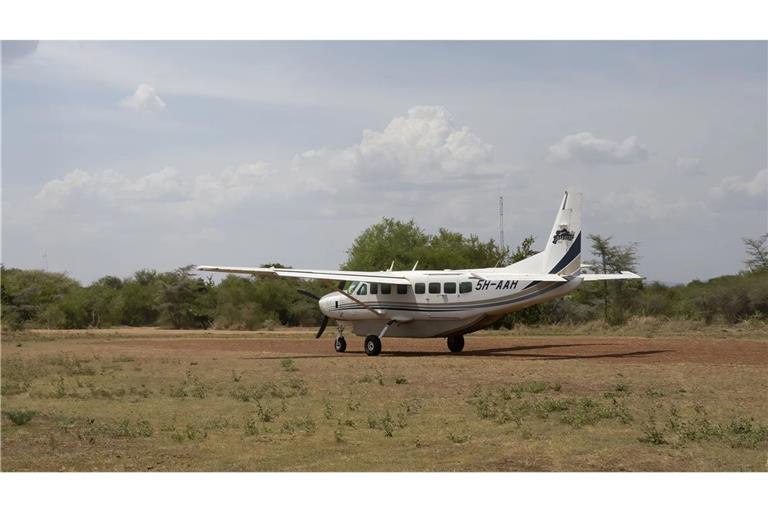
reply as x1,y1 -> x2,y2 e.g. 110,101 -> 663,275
499,196 -> 505,251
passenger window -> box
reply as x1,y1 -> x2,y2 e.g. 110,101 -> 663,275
397,284 -> 408,294
381,284 -> 391,294
444,282 -> 456,294
459,282 -> 472,294
357,283 -> 367,295
415,283 -> 425,294
428,282 -> 440,294
370,282 -> 378,294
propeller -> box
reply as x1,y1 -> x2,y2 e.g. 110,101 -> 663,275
296,281 -> 345,339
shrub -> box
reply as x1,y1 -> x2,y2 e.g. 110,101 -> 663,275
5,409 -> 36,425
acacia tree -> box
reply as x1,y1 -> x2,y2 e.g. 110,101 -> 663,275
587,234 -> 639,323
743,234 -> 768,272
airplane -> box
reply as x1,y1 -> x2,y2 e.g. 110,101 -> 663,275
198,190 -> 641,356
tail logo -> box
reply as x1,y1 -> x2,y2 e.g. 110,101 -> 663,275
552,228 -> 575,244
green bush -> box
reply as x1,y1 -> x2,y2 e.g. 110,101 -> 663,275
5,409 -> 36,425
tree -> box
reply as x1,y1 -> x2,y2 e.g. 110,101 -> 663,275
155,266 -> 216,329
342,218 -> 505,271
342,218 -> 429,271
743,234 -> 768,272
508,235 -> 537,263
586,234 -> 640,323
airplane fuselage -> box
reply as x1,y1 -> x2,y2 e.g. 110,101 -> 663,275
319,271 -> 584,338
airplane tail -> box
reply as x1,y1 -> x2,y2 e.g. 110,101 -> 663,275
540,190 -> 582,275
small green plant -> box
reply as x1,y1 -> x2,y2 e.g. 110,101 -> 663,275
395,375 -> 408,385
244,417 -> 258,436
639,419 -> 667,445
5,409 -> 36,426
113,418 -> 153,438
280,358 -> 298,372
334,428 -> 345,443
323,399 -> 334,419
112,355 -> 135,363
255,401 -> 276,423
231,369 -> 242,382
185,424 -> 207,440
281,416 -> 316,434
448,431 -> 471,444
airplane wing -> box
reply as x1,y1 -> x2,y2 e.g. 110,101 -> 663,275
196,265 -> 411,285
470,272 -> 568,282
580,271 -> 643,281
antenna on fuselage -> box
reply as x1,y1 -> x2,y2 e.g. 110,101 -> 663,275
387,260 -> 394,272
412,261 -> 419,271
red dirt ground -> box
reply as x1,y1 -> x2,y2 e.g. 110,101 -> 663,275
119,335 -> 768,366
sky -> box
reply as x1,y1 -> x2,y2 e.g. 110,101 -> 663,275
1,40 -> 766,285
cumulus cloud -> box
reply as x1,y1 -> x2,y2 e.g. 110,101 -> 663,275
292,105 -> 494,187
33,106 -> 499,219
34,164 -> 283,216
709,168 -> 767,210
120,83 -> 167,112
549,132 -> 649,165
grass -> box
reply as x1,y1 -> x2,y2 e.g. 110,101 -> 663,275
1,327 -> 766,471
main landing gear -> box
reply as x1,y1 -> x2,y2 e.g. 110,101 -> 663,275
363,320 -> 394,356
447,334 -> 465,353
364,335 -> 382,356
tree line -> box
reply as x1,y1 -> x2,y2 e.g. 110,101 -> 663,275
1,221 -> 766,331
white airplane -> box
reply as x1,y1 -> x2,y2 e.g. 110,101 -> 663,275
198,191 -> 641,356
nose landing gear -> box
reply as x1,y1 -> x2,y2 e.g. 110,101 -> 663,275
334,336 -> 347,353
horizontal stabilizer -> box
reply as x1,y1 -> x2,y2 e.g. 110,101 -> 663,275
470,272 -> 567,282
196,265 -> 411,285
581,271 -> 643,281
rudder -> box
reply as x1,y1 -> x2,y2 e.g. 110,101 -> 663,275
541,191 -> 582,275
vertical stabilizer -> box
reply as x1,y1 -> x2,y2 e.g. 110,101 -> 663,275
540,191 -> 582,275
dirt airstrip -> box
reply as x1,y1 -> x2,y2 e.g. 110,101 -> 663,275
2,328 -> 767,471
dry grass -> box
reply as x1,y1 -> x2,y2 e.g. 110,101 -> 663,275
484,317 -> 768,339
1,327 -> 767,471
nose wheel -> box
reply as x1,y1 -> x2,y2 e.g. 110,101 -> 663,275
447,334 -> 465,353
334,336 -> 347,353
364,335 -> 382,356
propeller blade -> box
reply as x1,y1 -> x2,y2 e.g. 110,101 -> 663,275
315,316 -> 329,339
297,289 -> 321,301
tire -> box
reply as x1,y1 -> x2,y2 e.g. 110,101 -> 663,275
334,336 -> 347,353
364,334 -> 382,356
447,334 -> 465,353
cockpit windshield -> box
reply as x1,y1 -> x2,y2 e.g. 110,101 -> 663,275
345,281 -> 360,294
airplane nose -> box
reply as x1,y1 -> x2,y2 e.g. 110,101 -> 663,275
318,295 -> 332,316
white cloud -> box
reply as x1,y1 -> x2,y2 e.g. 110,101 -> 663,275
34,164 -> 282,217
32,106 -> 499,219
292,105 -> 495,188
709,168 -> 767,210
120,83 -> 166,112
549,132 -> 649,165
675,156 -> 702,173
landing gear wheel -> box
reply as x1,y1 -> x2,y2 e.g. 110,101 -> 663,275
364,335 -> 382,356
447,334 -> 465,353
334,336 -> 347,353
